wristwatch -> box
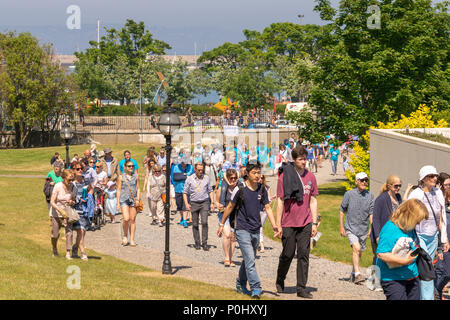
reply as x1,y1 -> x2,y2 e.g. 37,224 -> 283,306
312,222 -> 318,226
219,223 -> 224,227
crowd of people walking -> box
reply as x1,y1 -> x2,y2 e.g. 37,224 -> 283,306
44,135 -> 450,300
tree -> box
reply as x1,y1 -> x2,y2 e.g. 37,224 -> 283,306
310,0 -> 449,138
75,19 -> 171,104
0,32 -> 82,147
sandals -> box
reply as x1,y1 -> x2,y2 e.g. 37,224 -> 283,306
224,260 -> 231,267
230,261 -> 236,267
121,237 -> 129,246
129,243 -> 137,247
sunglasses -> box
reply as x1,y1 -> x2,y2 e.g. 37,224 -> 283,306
392,184 -> 402,189
126,165 -> 134,168
154,171 -> 161,173
229,177 -> 238,181
360,179 -> 369,183
89,161 -> 95,164
75,168 -> 82,171
426,174 -> 438,179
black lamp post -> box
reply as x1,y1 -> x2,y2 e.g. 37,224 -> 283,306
60,122 -> 73,169
157,100 -> 181,275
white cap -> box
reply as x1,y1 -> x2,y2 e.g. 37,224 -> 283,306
419,165 -> 438,181
355,172 -> 368,180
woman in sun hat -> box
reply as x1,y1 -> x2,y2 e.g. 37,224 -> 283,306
408,165 -> 448,300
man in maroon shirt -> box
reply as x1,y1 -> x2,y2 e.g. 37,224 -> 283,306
275,146 -> 319,299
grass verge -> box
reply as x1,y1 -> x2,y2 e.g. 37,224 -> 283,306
0,176 -> 262,299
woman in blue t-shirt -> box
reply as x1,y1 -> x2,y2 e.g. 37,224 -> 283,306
376,199 -> 429,300
328,144 -> 340,176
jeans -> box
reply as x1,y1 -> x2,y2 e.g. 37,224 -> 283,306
417,232 -> 438,300
331,159 -> 338,174
235,229 -> 261,291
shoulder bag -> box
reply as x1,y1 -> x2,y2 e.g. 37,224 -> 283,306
414,230 -> 436,281
423,190 -> 443,251
124,174 -> 143,212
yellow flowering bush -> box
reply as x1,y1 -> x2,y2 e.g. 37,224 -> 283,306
343,104 -> 448,190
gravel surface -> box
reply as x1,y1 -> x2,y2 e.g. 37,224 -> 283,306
85,158 -> 385,300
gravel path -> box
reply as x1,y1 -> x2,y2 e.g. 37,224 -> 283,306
85,157 -> 385,300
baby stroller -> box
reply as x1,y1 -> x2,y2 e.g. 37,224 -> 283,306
92,187 -> 106,230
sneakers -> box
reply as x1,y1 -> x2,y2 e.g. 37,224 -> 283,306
297,289 -> 313,299
251,289 -> 262,299
65,252 -> 73,260
52,249 -> 59,257
80,253 -> 88,261
235,282 -> 251,296
72,245 -> 79,259
182,220 -> 188,228
354,274 -> 365,285
276,281 -> 284,293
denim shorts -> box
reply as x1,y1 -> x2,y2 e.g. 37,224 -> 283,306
78,215 -> 90,230
217,211 -> 230,227
120,198 -> 135,208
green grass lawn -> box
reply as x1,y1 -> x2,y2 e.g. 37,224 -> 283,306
0,176 -> 260,300
264,182 -> 374,268
0,144 -> 158,176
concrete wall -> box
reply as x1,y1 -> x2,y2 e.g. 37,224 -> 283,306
370,128 -> 450,196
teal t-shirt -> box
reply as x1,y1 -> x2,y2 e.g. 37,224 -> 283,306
47,171 -> 64,184
376,221 -> 419,281
329,147 -> 340,161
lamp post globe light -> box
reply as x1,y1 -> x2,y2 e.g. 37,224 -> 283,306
157,99 -> 181,275
60,122 -> 73,169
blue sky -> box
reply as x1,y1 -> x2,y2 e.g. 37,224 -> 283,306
1,0 -> 330,28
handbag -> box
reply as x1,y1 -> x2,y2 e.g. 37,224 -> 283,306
423,190 -> 443,251
58,206 -> 80,224
414,230 -> 436,281
123,174 -> 143,212
416,247 -> 436,281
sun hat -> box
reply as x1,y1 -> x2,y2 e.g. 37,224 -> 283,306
419,165 -> 438,181
355,172 -> 368,181
104,147 -> 112,154
107,181 -> 115,189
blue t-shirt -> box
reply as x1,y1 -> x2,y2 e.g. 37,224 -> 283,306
307,147 -> 314,160
376,221 -> 419,281
118,158 -> 139,174
231,183 -> 270,234
329,147 -> 340,161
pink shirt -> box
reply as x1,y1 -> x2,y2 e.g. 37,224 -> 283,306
277,170 -> 318,228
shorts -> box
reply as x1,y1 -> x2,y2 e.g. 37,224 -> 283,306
175,193 -> 188,211
120,198 -> 135,208
78,215 -> 90,230
346,231 -> 367,251
217,211 -> 230,227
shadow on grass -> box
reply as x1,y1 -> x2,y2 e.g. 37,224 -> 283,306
172,265 -> 192,275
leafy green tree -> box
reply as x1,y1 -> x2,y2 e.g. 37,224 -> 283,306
75,19 -> 171,104
0,32 -> 81,147
310,0 -> 449,138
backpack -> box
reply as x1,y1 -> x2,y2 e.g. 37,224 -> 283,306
43,178 -> 53,203
228,182 -> 266,229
